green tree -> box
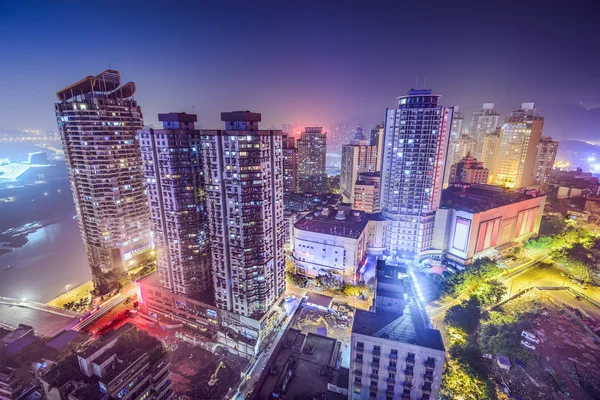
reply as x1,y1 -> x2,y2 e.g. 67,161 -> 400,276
444,296 -> 482,334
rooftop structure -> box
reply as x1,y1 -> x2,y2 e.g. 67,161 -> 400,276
440,183 -> 539,213
448,152 -> 489,185
284,192 -> 342,213
252,329 -> 348,400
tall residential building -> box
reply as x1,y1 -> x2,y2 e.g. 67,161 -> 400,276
340,140 -> 378,203
297,127 -> 327,192
139,113 -> 211,298
370,123 -> 385,172
200,111 -> 285,317
481,129 -> 501,183
470,102 -> 500,158
448,152 -> 489,184
494,103 -> 544,189
381,89 -> 453,263
282,133 -> 299,193
534,136 -> 559,188
350,263 -> 445,400
443,134 -> 477,187
55,69 -> 152,291
354,172 -> 382,213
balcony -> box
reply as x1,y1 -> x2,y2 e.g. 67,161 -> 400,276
404,368 -> 414,379
354,357 -> 364,364
424,371 -> 433,382
405,355 -> 415,366
370,373 -> 379,380
354,369 -> 362,376
371,360 -> 380,368
422,383 -> 432,395
356,345 -> 365,354
389,352 -> 398,360
424,359 -> 435,370
387,364 -> 397,373
386,389 -> 395,397
386,377 -> 395,384
403,381 -> 413,389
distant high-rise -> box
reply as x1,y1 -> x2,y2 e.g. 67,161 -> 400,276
200,111 -> 285,317
470,102 -> 500,158
353,172 -> 381,213
381,89 -> 453,262
534,136 -> 559,188
481,129 -> 501,183
297,127 -> 327,192
450,106 -> 464,140
353,125 -> 366,141
448,152 -> 489,184
139,113 -> 211,298
370,123 -> 385,172
55,70 -> 152,291
494,103 -> 544,188
443,134 -> 477,187
340,140 -> 378,203
282,133 -> 299,193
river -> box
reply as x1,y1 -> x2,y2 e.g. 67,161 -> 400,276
0,217 -> 90,303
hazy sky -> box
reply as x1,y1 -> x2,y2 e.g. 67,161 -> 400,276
1,1 -> 599,139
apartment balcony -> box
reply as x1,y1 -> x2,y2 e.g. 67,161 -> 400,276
388,352 -> 398,360
424,359 -> 435,371
354,369 -> 362,376
424,371 -> 434,383
386,389 -> 395,398
405,356 -> 415,366
354,357 -> 364,364
356,345 -> 365,354
370,373 -> 379,380
403,381 -> 413,389
387,364 -> 397,373
370,360 -> 380,368
422,383 -> 432,395
404,368 -> 414,379
386,377 -> 395,384
372,348 -> 381,356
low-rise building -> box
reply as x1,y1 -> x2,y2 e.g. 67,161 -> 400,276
353,172 -> 381,213
40,323 -> 172,400
434,184 -> 546,266
550,168 -> 600,198
292,206 -> 386,282
448,153 -> 488,185
251,329 -> 348,400
350,263 -> 445,400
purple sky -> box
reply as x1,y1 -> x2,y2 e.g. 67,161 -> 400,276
1,1 -> 599,140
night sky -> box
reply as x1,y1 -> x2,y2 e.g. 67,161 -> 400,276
1,1 -> 599,140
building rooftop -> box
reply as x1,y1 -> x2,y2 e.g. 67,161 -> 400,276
305,292 -> 333,308
294,207 -> 382,239
441,184 -> 543,214
253,329 -> 347,400
353,303 -> 444,352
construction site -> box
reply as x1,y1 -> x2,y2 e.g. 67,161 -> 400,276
485,288 -> 600,399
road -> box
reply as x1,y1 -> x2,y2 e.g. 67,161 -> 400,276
71,286 -> 136,332
0,303 -> 77,337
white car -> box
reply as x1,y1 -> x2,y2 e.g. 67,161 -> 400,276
521,340 -> 536,350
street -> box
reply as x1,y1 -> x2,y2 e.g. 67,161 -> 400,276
71,286 -> 136,332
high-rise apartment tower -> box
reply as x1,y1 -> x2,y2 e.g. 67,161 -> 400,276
55,70 -> 152,290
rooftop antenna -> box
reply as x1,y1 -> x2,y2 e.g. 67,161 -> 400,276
192,106 -> 196,115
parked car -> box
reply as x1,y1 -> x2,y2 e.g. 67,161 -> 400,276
521,330 -> 540,344
521,340 -> 536,350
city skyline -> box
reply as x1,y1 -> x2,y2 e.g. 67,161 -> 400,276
1,1 -> 600,141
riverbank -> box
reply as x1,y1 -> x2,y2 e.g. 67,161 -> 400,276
46,280 -> 94,309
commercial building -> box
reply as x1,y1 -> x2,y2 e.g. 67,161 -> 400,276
380,89 -> 453,263
443,134 -> 477,187
297,127 -> 327,192
354,172 -> 381,213
534,136 -> 558,187
350,263 -> 445,400
252,328 -> 349,400
470,102 -> 500,158
282,133 -> 299,193
494,103 -> 544,189
139,113 -> 211,298
434,184 -> 546,266
55,69 -> 152,291
292,206 -> 386,282
40,323 -> 172,400
340,140 -> 378,203
448,153 -> 489,185
481,129 -> 501,183
200,111 -> 285,318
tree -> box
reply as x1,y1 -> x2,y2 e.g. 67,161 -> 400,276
475,279 -> 507,305
444,296 -> 482,335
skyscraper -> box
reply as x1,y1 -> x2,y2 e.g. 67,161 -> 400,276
200,111 -> 285,317
282,133 -> 299,193
370,123 -> 385,172
470,102 -> 500,158
381,89 -> 453,263
297,127 -> 327,192
450,105 -> 464,140
481,129 -> 501,183
340,140 -> 378,203
534,136 -> 559,188
494,103 -> 544,189
139,113 -> 211,298
55,70 -> 152,291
